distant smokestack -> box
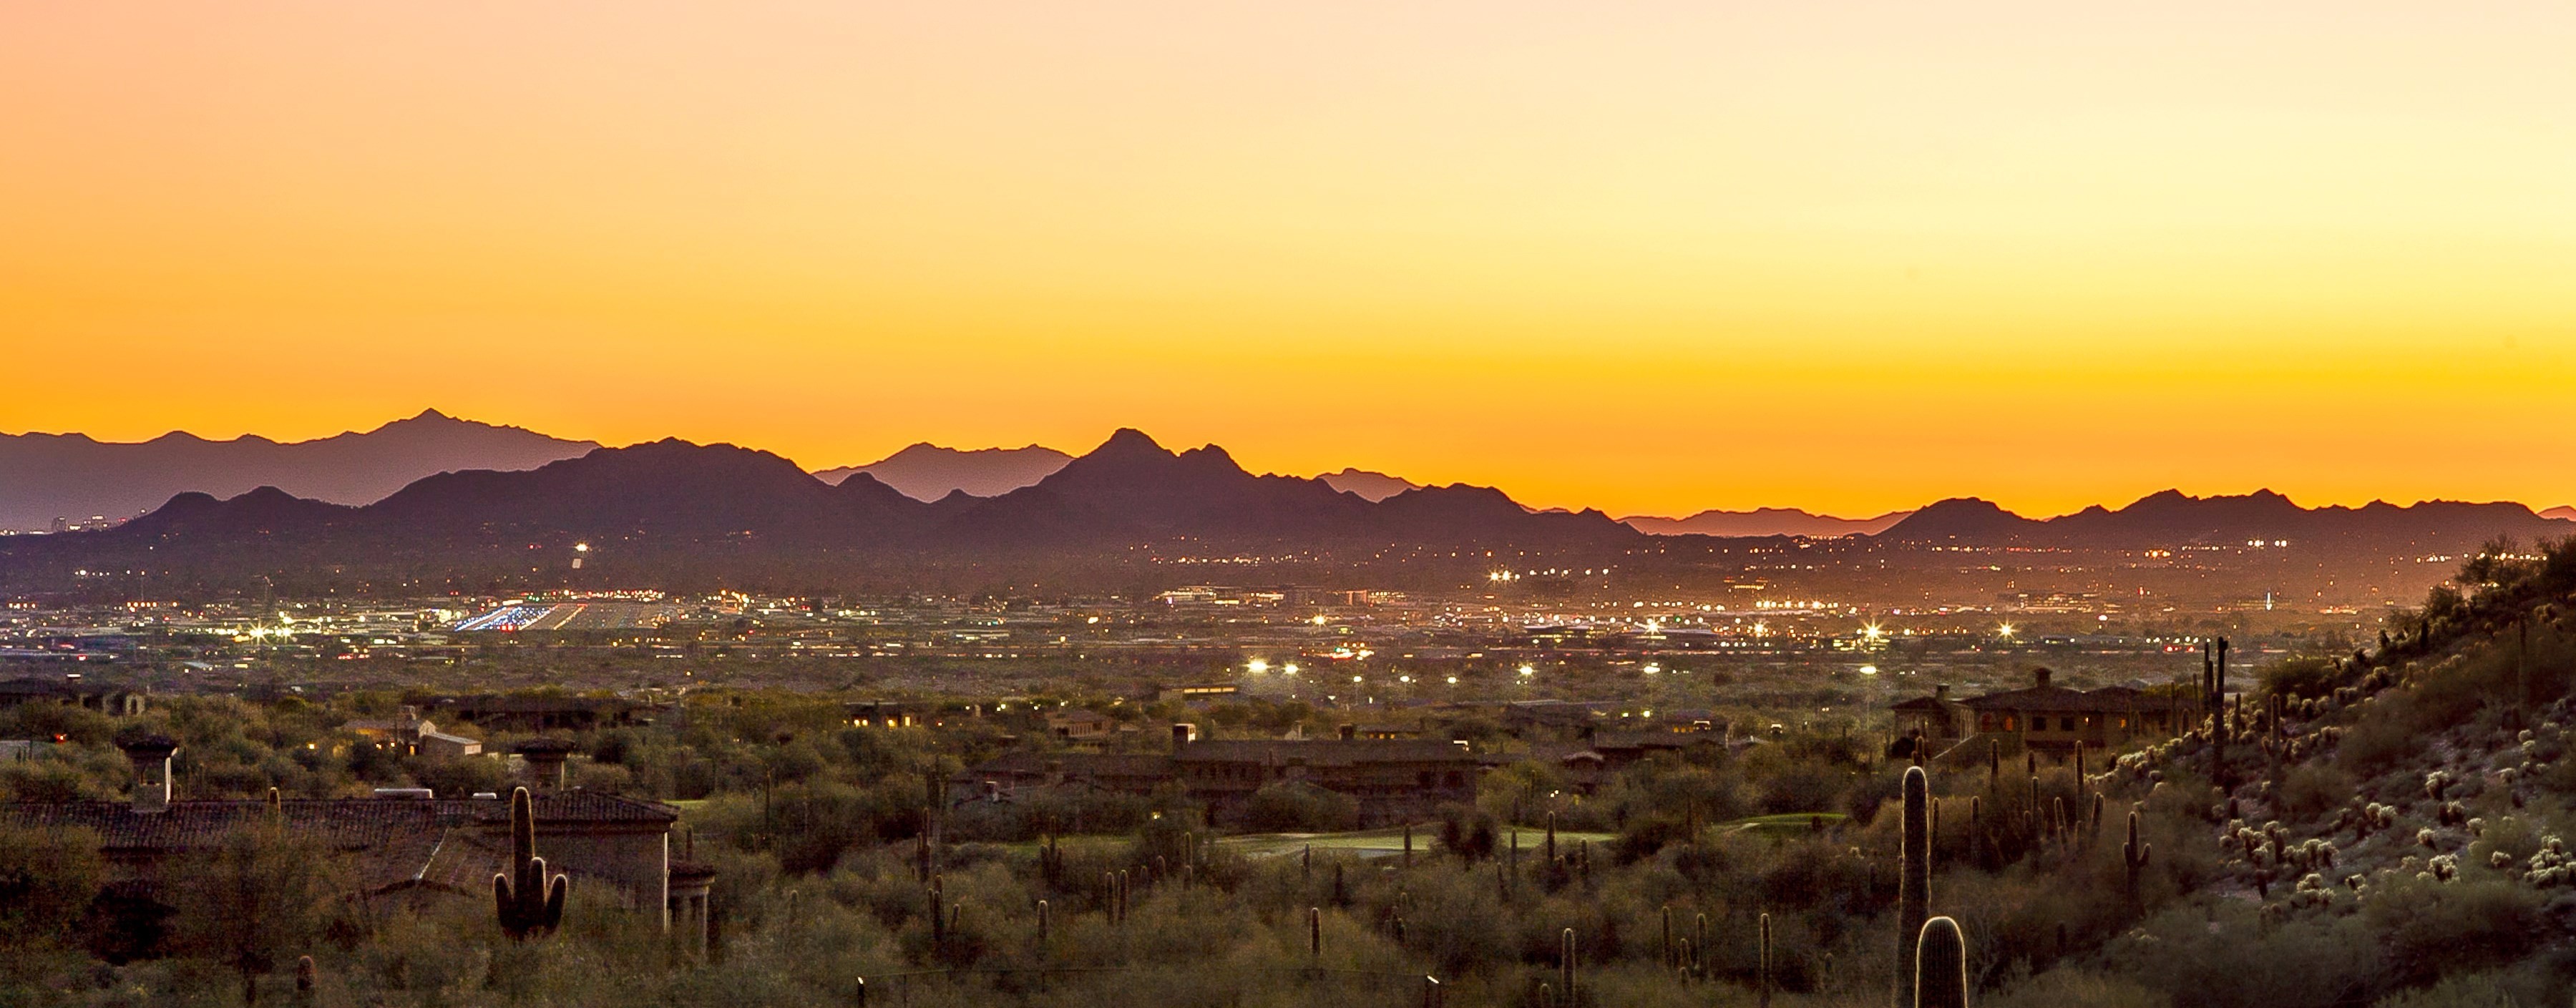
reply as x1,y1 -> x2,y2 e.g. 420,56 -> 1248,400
119,735 -> 178,813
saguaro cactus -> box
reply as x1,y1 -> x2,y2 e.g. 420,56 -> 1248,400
1694,912 -> 1707,981
1558,928 -> 1577,1005
2211,638 -> 2230,790
1896,765 -> 1931,1008
2123,810 -> 2152,896
493,787 -> 568,940
1913,917 -> 1967,1008
1758,912 -> 1773,1008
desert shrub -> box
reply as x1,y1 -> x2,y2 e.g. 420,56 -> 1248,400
2371,971 -> 2520,1008
2106,903 -> 2391,1008
1243,781 -> 1359,833
2360,874 -> 2545,989
0,823 -> 102,947
1435,803 -> 1497,861
2341,715 -> 2417,777
2275,763 -> 2356,823
2262,657 -> 2342,701
1984,967 -> 2167,1008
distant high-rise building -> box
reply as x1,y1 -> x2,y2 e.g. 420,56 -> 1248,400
48,516 -> 67,534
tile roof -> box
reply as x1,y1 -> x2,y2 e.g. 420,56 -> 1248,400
1175,739 -> 1476,766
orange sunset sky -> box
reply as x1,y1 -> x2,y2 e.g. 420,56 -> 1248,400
2,2 -> 2570,519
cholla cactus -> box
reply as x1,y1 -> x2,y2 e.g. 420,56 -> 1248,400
2416,828 -> 2437,849
2527,836 -> 2572,888
2428,853 -> 2458,881
2424,771 -> 2451,801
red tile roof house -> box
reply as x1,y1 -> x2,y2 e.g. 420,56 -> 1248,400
1890,668 -> 2195,763
0,737 -> 700,954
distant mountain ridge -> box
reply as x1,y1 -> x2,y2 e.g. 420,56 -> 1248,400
0,410 -> 596,532
1878,489 -> 2573,551
1624,507 -> 1913,538
2,429 -> 1641,587
1317,469 -> 1424,502
814,443 -> 1073,501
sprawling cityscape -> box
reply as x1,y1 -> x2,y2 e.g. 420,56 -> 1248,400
6,2 -> 2574,1005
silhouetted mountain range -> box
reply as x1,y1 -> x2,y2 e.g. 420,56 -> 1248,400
1317,469 -> 1424,502
1624,507 -> 1913,538
813,444 -> 1073,501
1,430 -> 1639,588
1878,490 -> 2571,551
0,410 -> 595,532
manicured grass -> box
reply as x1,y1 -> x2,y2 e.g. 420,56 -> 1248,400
1217,824 -> 1618,859
1720,812 -> 1848,836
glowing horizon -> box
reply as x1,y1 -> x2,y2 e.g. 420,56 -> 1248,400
4,2 -> 2571,519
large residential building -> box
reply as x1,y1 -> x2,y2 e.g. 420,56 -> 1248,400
0,738 -> 701,955
1889,668 -> 2194,759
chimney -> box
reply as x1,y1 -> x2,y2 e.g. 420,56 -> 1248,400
514,738 -> 574,789
119,735 -> 179,813
1934,684 -> 1951,701
1337,723 -> 1356,741
1171,723 -> 1196,750
2034,667 -> 2053,689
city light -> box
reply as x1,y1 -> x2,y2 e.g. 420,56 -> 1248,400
1246,659 -> 1269,674
1997,622 -> 2016,640
1282,663 -> 1299,675
1517,665 -> 1536,677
